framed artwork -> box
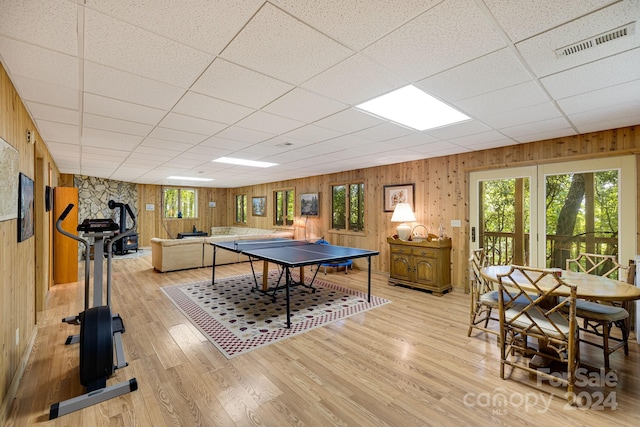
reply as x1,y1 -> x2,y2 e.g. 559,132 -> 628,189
18,172 -> 35,242
383,183 -> 414,212
45,185 -> 53,212
300,193 -> 319,216
252,196 -> 266,216
0,136 -> 19,221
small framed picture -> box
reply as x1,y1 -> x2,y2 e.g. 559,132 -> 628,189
252,196 -> 266,216
300,193 -> 319,216
383,184 -> 414,212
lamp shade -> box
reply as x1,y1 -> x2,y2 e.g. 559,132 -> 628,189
391,203 -> 416,223
391,203 -> 415,241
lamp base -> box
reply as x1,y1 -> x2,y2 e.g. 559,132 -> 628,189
396,223 -> 411,241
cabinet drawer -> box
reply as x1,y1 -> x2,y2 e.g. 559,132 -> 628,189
412,248 -> 436,257
390,245 -> 411,255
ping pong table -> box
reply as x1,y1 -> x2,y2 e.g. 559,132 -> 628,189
210,239 -> 379,328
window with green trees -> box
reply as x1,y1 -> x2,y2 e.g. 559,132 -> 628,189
164,187 -> 197,218
235,194 -> 247,224
274,189 -> 294,226
331,182 -> 364,231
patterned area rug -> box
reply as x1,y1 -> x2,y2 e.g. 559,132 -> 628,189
162,271 -> 391,358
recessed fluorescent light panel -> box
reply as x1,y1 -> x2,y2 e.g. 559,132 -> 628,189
167,176 -> 214,182
356,85 -> 470,131
213,157 -> 277,168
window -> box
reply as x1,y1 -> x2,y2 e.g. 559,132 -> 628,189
331,182 -> 364,231
235,194 -> 247,224
274,189 -> 294,226
164,187 -> 197,218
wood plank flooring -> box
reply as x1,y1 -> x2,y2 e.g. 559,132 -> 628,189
6,253 -> 640,426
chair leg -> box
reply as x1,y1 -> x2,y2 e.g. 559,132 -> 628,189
602,322 -> 611,370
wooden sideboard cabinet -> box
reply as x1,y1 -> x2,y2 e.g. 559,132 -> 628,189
387,237 -> 452,296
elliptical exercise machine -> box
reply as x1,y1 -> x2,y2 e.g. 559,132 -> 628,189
49,202 -> 138,419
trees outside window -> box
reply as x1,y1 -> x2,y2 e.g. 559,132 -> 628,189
331,182 -> 364,231
235,194 -> 247,224
164,188 -> 197,218
274,189 -> 294,226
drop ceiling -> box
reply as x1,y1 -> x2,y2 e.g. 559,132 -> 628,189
1,0 -> 638,188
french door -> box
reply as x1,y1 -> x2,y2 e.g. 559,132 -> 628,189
470,156 -> 636,269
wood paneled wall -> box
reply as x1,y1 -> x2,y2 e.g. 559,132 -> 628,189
136,126 -> 638,293
0,63 -> 60,424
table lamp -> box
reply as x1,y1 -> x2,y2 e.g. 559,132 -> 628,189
391,202 -> 416,241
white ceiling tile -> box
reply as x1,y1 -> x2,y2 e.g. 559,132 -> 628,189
83,113 -> 153,136
478,102 -> 564,129
173,91 -> 254,124
0,36 -> 77,88
86,0 -> 263,54
140,138 -> 193,152
215,126 -> 274,144
512,127 -> 577,143
0,0 -> 77,54
281,125 -> 342,143
557,80 -> 640,115
82,127 -> 142,151
10,76 -> 78,109
574,114 -> 640,134
322,134 -> 373,149
46,141 -> 80,156
81,158 -> 122,169
27,102 -> 78,125
133,145 -> 181,157
84,93 -> 167,125
220,3 -> 353,85
484,0 -> 614,42
264,88 -> 347,123
158,113 -> 227,135
199,137 -> 252,151
192,58 -> 294,109
455,81 -> 550,117
37,120 -> 79,145
84,61 -> 185,109
273,0 -> 439,50
235,111 -> 305,135
363,0 -> 506,80
313,108 -> 382,133
568,100 -> 640,128
417,48 -> 532,101
426,120 -> 492,140
449,131 -> 516,149
84,9 -> 212,87
83,146 -> 130,159
352,123 -> 415,142
540,48 -> 640,100
515,1 -> 640,77
148,127 -> 207,145
302,54 -> 406,105
384,132 -> 440,148
500,117 -> 573,139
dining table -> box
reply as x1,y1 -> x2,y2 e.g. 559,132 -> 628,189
480,265 -> 640,302
480,264 -> 640,370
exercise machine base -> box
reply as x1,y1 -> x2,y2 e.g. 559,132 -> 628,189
49,378 -> 138,419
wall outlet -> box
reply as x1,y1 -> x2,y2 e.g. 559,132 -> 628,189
16,328 -> 19,346
450,219 -> 461,228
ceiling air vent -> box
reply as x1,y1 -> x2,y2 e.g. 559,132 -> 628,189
555,22 -> 636,58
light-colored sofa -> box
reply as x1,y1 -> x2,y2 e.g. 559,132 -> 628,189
151,226 -> 293,272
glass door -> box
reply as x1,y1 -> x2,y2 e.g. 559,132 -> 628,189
469,166 -> 537,267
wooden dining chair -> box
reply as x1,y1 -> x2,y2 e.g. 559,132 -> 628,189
467,249 -> 500,337
497,265 -> 578,402
565,253 -> 631,369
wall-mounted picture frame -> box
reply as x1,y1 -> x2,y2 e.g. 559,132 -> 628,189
45,185 -> 53,212
252,196 -> 266,216
18,172 -> 35,242
0,136 -> 19,222
383,183 -> 414,212
300,193 -> 319,216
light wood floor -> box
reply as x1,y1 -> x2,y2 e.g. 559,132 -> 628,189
7,253 -> 640,426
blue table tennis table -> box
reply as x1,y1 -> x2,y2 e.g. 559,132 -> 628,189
210,239 -> 379,328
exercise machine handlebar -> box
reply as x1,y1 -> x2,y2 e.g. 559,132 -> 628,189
56,203 -> 90,311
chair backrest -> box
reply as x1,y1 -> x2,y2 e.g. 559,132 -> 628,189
497,265 -> 577,345
469,249 -> 492,295
566,253 -> 625,280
